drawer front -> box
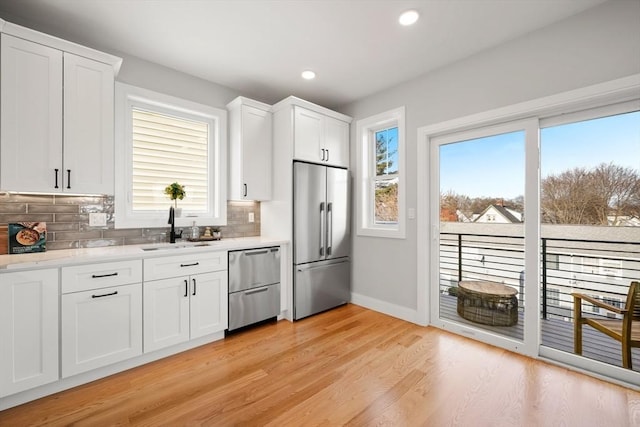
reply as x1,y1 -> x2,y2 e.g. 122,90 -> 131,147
62,260 -> 142,294
228,283 -> 280,331
228,247 -> 280,293
144,251 -> 227,281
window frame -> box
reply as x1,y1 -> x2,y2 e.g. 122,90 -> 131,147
356,106 -> 406,239
114,82 -> 227,229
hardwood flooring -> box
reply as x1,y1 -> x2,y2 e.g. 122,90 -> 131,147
1,304 -> 638,426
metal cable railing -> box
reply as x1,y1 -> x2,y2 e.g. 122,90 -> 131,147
440,232 -> 640,320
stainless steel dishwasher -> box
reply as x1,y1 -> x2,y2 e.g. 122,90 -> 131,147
228,247 -> 280,331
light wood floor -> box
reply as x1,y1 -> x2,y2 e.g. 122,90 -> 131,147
1,304 -> 639,426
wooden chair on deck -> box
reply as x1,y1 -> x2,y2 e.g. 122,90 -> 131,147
572,281 -> 640,369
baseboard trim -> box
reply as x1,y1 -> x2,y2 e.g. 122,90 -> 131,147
350,292 -> 419,324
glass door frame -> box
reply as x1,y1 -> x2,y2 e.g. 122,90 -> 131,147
415,74 -> 640,387
427,119 -> 540,358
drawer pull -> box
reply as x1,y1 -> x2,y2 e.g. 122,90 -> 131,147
245,286 -> 269,295
92,291 -> 118,299
180,262 -> 200,267
91,272 -> 119,279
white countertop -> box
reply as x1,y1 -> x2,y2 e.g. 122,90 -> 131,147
0,236 -> 288,271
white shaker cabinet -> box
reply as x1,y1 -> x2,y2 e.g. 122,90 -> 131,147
0,269 -> 59,398
293,105 -> 349,168
143,253 -> 228,353
227,97 -> 273,200
0,34 -> 63,193
61,260 -> 143,377
62,53 -> 115,194
0,23 -> 120,194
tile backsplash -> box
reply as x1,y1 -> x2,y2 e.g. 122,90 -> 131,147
0,193 -> 260,255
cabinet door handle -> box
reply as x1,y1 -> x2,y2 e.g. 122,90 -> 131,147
243,183 -> 248,197
192,278 -> 196,296
66,169 -> 71,189
92,272 -> 119,278
92,290 -> 118,299
321,148 -> 325,161
180,262 -> 199,267
325,149 -> 329,162
184,279 -> 188,297
54,169 -> 60,189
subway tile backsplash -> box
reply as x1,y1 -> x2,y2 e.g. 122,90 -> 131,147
0,193 -> 260,255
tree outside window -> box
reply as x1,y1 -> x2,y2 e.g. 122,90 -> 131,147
374,127 -> 398,224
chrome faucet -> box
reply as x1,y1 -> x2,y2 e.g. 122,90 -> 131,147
168,206 -> 182,243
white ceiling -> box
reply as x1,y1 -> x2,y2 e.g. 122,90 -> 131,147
0,0 -> 608,109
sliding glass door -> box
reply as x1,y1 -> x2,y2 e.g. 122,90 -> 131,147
431,119 -> 539,355
538,109 -> 640,373
426,101 -> 640,384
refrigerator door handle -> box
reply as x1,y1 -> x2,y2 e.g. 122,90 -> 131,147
327,202 -> 333,255
320,202 -> 326,256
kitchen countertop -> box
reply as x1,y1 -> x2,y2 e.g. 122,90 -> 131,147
0,236 -> 288,271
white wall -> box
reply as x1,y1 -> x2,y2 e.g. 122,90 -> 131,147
341,0 -> 640,321
115,53 -> 241,108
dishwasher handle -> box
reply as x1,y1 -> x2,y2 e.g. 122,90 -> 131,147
244,286 -> 270,295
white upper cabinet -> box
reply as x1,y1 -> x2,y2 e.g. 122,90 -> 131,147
0,21 -> 121,194
293,105 -> 350,168
0,35 -> 63,193
63,53 -> 115,194
323,115 -> 350,168
227,97 -> 273,200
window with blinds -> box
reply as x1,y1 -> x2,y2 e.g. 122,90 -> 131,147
132,109 -> 209,212
114,82 -> 227,229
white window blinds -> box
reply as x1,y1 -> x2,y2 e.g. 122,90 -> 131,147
132,109 -> 209,212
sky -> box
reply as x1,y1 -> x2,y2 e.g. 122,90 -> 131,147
439,110 -> 640,199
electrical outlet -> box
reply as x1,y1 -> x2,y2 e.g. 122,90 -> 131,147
248,212 -> 255,223
89,212 -> 107,227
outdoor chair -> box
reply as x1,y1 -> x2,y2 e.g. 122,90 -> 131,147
572,281 -> 640,369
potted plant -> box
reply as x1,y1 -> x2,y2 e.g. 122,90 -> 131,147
164,182 -> 186,215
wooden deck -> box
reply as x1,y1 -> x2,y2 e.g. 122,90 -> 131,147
439,294 -> 640,371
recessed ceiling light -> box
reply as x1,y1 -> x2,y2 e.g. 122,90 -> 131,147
301,70 -> 316,80
399,10 -> 419,26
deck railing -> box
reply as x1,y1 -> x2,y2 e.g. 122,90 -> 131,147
440,232 -> 640,321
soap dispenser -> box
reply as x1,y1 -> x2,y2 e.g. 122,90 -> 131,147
190,221 -> 200,240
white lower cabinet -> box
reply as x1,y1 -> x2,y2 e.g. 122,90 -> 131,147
143,271 -> 227,353
61,283 -> 142,377
60,260 -> 143,378
0,269 -> 59,398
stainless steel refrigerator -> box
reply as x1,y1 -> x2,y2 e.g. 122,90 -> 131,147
293,161 -> 350,320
